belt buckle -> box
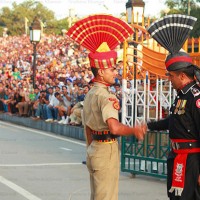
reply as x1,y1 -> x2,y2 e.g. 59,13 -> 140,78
172,141 -> 180,150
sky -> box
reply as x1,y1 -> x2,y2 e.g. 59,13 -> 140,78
0,0 -> 167,19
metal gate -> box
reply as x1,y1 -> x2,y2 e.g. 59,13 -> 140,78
120,22 -> 175,178
121,76 -> 173,178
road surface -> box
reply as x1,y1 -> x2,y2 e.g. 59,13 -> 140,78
0,121 -> 167,200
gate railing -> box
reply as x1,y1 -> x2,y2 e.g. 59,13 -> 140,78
121,131 -> 170,178
121,77 -> 173,179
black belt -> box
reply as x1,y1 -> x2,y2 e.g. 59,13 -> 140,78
171,141 -> 200,150
91,130 -> 119,142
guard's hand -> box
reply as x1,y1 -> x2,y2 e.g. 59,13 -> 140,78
198,174 -> 200,186
133,124 -> 147,141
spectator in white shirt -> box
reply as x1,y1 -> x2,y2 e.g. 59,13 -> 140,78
45,92 -> 60,122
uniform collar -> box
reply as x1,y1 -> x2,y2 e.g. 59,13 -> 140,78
94,81 -> 109,88
180,81 -> 196,94
93,78 -> 111,87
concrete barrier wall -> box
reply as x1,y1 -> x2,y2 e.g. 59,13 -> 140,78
0,114 -> 85,141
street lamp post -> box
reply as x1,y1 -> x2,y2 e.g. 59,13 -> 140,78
126,0 -> 145,24
3,27 -> 8,37
188,0 -> 191,15
62,29 -> 67,36
29,17 -> 41,89
126,0 -> 145,125
125,0 -> 146,172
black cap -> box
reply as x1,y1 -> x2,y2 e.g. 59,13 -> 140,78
165,51 -> 193,71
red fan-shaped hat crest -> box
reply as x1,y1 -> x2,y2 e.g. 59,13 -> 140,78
67,14 -> 134,68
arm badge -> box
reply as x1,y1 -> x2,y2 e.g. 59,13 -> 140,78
108,98 -> 120,110
196,99 -> 200,108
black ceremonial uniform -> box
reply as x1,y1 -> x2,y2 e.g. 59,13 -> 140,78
148,81 -> 200,200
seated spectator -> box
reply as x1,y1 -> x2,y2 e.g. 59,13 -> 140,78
45,92 -> 60,122
61,85 -> 71,115
28,88 -> 37,117
65,78 -> 73,92
88,80 -> 94,89
41,84 -> 47,92
84,69 -> 94,83
54,85 -> 60,93
0,83 -> 5,112
76,84 -> 89,102
9,89 -> 22,114
16,87 -> 30,117
12,67 -> 21,80
70,83 -> 79,107
2,88 -> 10,112
33,90 -> 49,119
69,101 -> 83,126
68,70 -> 76,82
69,84 -> 89,126
56,93 -> 70,125
31,87 -> 40,101
76,87 -> 84,102
114,83 -> 122,101
82,84 -> 90,97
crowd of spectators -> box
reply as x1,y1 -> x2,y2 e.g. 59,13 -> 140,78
0,34 -> 124,126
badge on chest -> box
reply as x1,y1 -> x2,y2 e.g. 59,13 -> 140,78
174,99 -> 187,115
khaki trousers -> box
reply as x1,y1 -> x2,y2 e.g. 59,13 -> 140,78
17,102 -> 29,115
87,140 -> 119,200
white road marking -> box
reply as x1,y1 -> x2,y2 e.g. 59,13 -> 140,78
68,187 -> 88,200
0,121 -> 86,199
0,163 -> 82,167
0,121 -> 86,147
60,147 -> 72,151
0,176 -> 42,200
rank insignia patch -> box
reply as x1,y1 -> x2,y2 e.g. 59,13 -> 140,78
191,88 -> 200,97
108,98 -> 120,110
196,99 -> 200,108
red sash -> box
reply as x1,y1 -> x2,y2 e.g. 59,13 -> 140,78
169,139 -> 200,196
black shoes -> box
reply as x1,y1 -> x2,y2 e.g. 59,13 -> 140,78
82,161 -> 86,165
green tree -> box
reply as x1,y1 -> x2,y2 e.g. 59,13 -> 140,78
165,0 -> 179,9
161,0 -> 200,37
0,0 -> 63,36
164,0 -> 200,14
190,7 -> 200,37
0,7 -> 12,35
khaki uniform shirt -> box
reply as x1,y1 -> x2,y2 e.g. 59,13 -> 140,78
83,82 -> 119,131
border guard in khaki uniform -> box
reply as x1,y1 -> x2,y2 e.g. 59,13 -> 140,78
67,14 -> 147,200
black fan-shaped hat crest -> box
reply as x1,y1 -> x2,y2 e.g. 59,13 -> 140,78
147,14 -> 197,54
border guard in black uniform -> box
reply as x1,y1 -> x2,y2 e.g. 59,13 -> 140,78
147,14 -> 200,200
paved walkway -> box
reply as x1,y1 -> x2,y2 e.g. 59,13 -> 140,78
0,113 -> 168,200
